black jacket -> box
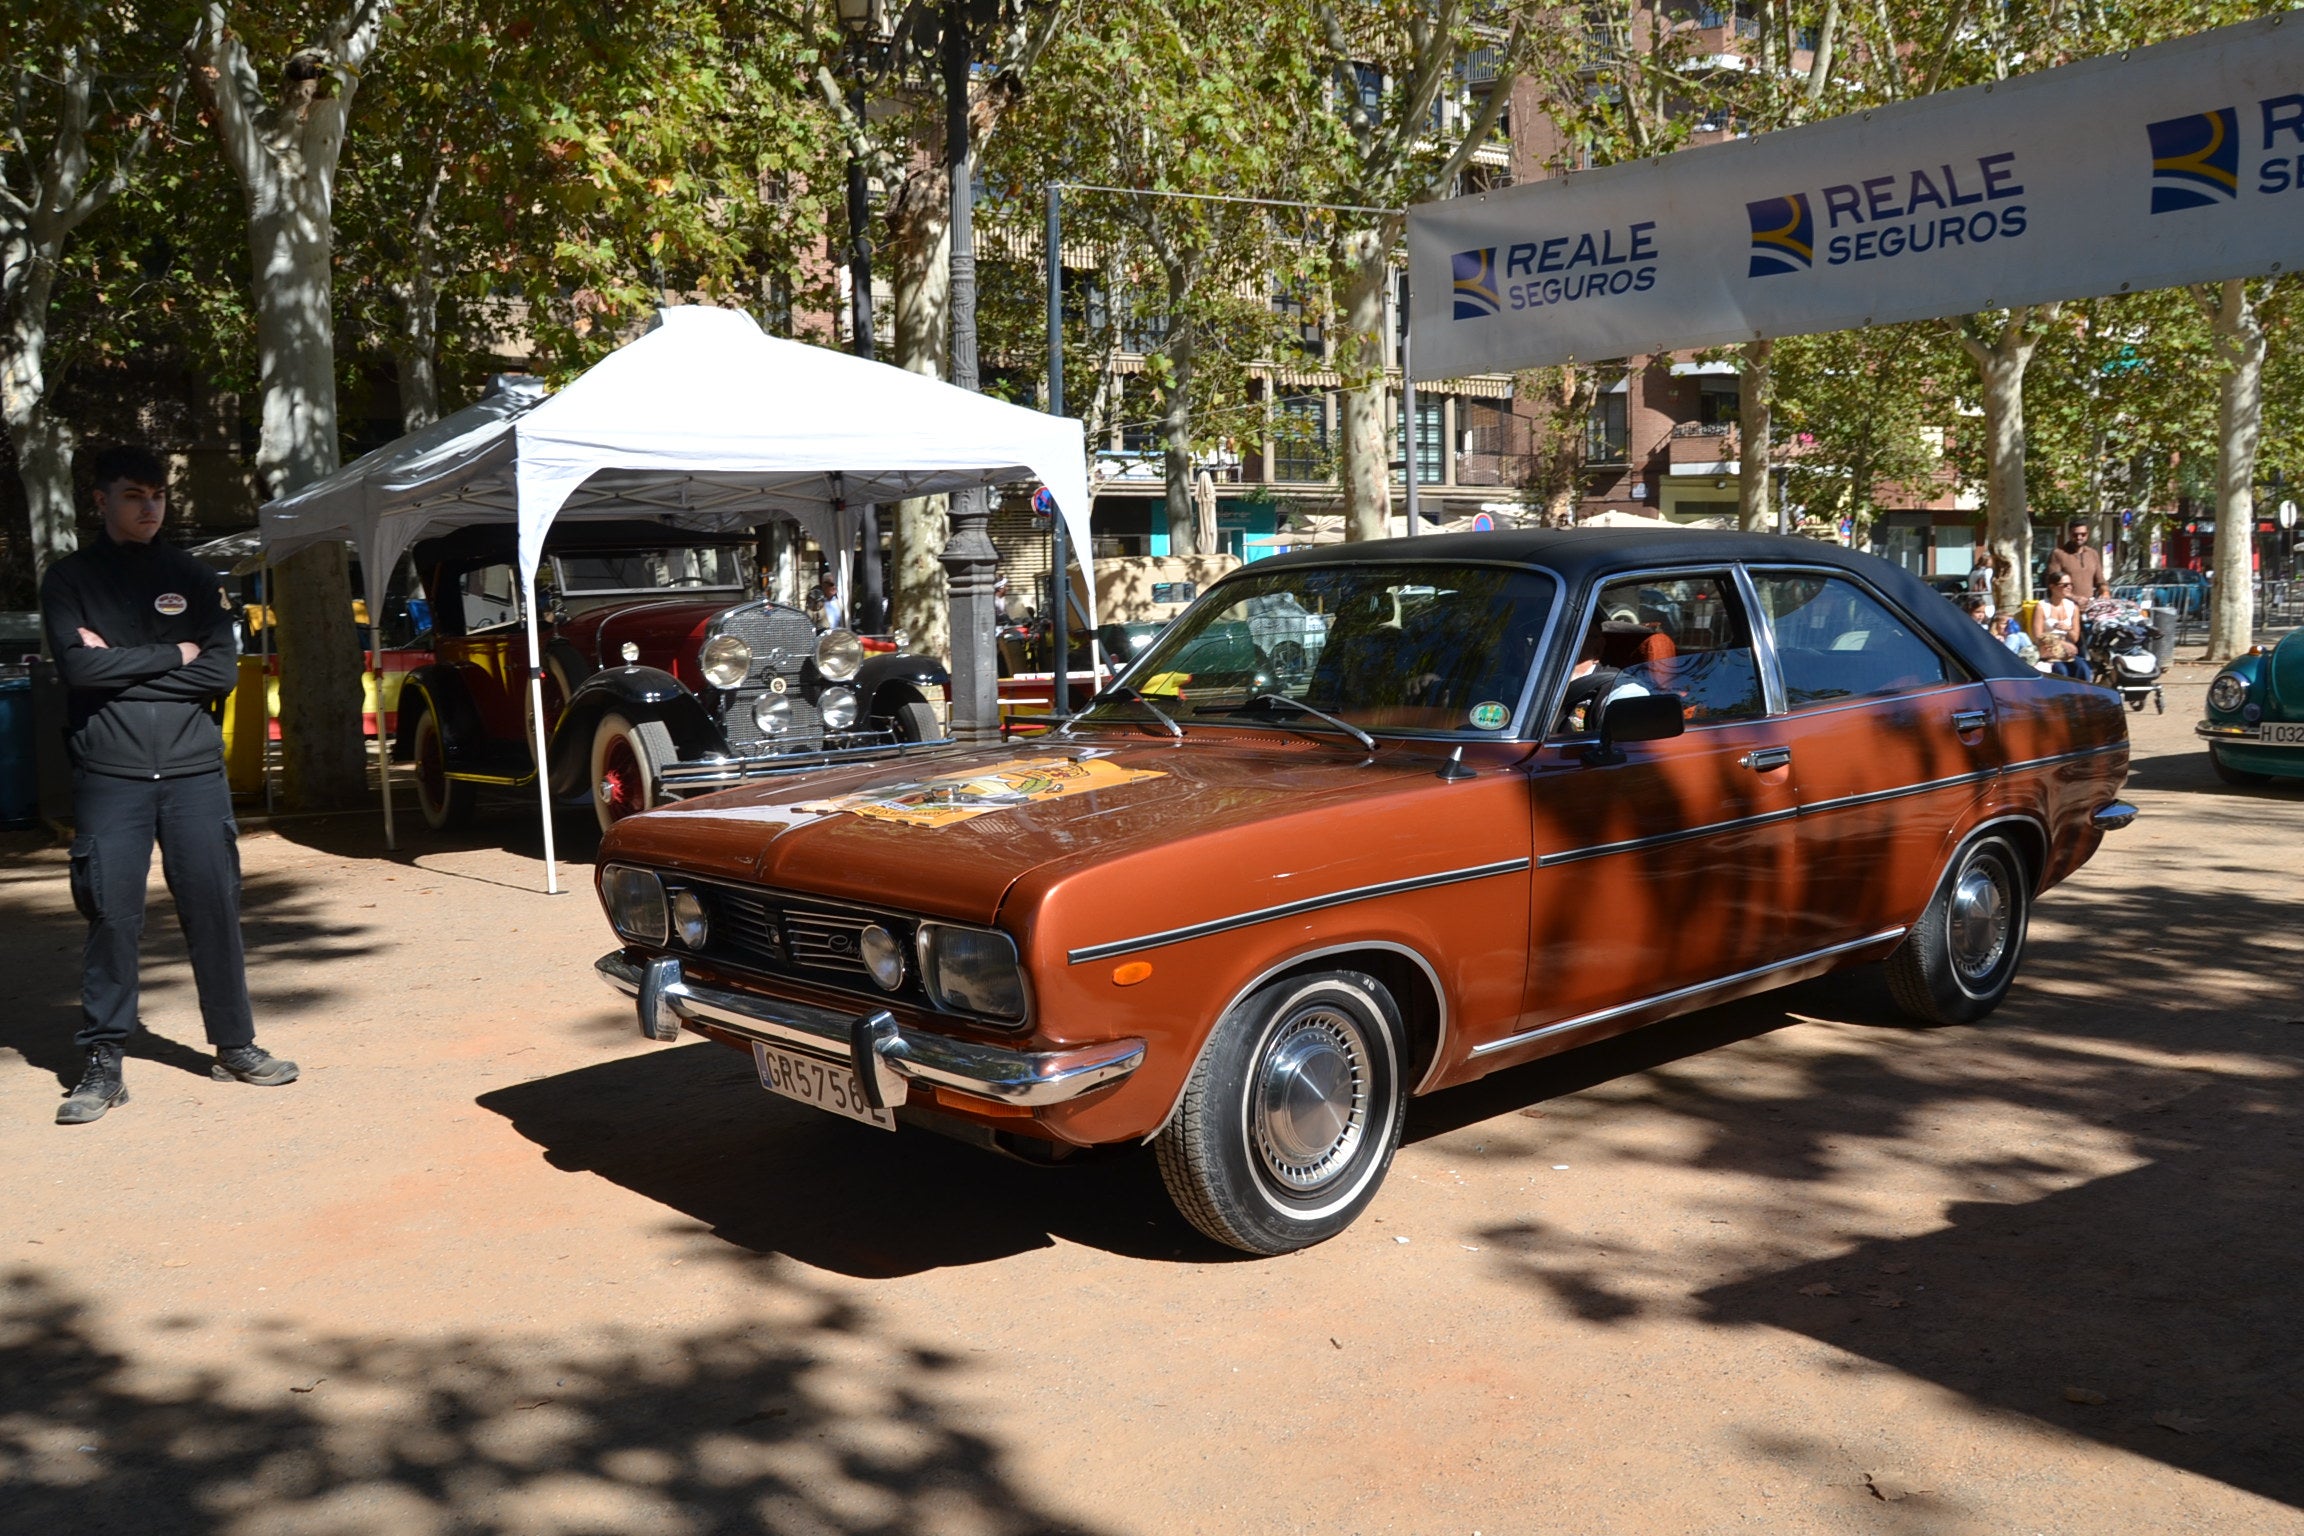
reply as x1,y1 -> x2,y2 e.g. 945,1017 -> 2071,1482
40,534 -> 239,779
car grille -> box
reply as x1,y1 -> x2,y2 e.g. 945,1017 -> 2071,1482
724,693 -> 824,751
721,603 -> 818,679
706,883 -> 787,970
783,908 -> 877,977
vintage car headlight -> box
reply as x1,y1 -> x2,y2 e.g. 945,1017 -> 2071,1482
752,694 -> 793,735
819,685 -> 859,731
701,633 -> 754,689
2206,672 -> 2249,714
815,629 -> 864,681
603,865 -> 668,945
859,924 -> 905,991
917,922 -> 1028,1022
669,889 -> 709,949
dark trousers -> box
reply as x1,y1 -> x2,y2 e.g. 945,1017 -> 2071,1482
67,768 -> 254,1052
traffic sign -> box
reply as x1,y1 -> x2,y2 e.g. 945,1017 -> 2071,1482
1470,512 -> 1495,532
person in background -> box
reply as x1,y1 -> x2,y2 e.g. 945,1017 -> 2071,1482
1963,554 -> 1997,619
815,570 -> 846,633
2030,571 -> 2092,680
38,445 -> 298,1125
2045,519 -> 2109,602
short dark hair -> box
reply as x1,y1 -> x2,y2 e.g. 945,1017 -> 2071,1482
88,444 -> 168,492
2065,518 -> 2088,532
1957,593 -> 1987,613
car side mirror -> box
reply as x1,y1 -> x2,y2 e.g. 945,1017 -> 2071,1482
1584,692 -> 1684,765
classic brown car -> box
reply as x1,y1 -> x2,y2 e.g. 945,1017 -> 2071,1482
593,530 -> 2135,1254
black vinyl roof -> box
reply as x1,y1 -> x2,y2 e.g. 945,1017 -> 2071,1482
1250,527 -> 2036,683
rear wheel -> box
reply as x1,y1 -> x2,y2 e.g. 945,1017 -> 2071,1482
410,705 -> 476,832
2210,747 -> 2270,787
591,712 -> 676,831
1886,835 -> 2029,1025
1155,970 -> 1405,1255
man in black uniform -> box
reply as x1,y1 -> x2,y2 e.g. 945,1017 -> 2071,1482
40,445 -> 298,1125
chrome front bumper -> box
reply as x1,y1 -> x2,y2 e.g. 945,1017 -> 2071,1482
595,951 -> 1144,1111
657,736 -> 960,796
2195,722 -> 2303,747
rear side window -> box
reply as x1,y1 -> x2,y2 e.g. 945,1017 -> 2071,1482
1752,573 -> 1951,707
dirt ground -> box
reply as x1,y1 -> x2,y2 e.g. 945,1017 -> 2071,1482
2,656 -> 2299,1535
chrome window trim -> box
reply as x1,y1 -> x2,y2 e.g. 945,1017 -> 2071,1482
1738,562 -> 1979,703
1470,926 -> 1909,1059
1731,563 -> 1789,715
1066,857 -> 1532,965
1140,939 -> 1456,1141
1539,563 -> 1771,740
1088,559 -> 1570,744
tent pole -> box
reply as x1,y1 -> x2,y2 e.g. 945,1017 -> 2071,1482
1045,181 -> 1071,716
524,587 -> 560,895
369,559 -> 396,852
259,562 -> 276,817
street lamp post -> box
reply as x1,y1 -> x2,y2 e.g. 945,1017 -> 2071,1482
835,0 -> 886,632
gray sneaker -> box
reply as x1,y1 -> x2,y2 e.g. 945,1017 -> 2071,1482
57,1045 -> 128,1125
212,1043 -> 299,1086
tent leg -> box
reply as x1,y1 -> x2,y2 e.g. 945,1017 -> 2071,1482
524,599 -> 560,895
259,564 -> 276,818
367,566 -> 396,852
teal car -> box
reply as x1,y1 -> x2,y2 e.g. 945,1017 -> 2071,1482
2197,630 -> 2304,784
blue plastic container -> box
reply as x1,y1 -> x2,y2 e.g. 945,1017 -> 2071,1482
0,672 -> 35,829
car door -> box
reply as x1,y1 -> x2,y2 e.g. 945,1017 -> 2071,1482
1743,567 -> 2003,954
1506,570 -> 1802,1051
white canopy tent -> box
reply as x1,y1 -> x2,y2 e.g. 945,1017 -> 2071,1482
260,305 -> 1093,892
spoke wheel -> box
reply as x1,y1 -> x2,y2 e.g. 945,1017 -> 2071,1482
1886,834 -> 2029,1025
590,712 -> 675,832
1157,969 -> 1405,1255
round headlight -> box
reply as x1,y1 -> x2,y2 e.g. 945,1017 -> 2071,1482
752,694 -> 793,735
2206,673 -> 2248,714
670,889 -> 709,949
701,633 -> 754,689
815,629 -> 864,681
820,685 -> 859,731
859,924 -> 905,991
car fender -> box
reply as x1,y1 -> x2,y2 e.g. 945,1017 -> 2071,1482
857,652 -> 949,714
550,667 -> 722,792
393,666 -> 485,765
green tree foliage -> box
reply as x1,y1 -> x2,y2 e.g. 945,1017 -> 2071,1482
1770,322 -> 1959,529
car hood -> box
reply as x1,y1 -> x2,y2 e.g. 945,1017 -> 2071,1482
558,598 -> 730,671
614,732 -> 1467,924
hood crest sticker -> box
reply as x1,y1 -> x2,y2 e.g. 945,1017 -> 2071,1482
153,592 -> 188,616
800,754 -> 1166,828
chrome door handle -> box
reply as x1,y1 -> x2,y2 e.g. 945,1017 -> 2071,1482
1739,746 -> 1792,771
1952,709 -> 1991,732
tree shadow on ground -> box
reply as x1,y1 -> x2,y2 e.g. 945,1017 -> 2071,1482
254,795 -> 603,887
0,1265 -> 1103,1536
1698,1073 -> 2304,1512
0,851 -> 379,1090
478,1042 -> 1224,1279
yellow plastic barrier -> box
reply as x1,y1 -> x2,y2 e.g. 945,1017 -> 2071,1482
221,657 -> 271,794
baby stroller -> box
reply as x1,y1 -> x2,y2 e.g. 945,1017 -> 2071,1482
2082,598 -> 2169,713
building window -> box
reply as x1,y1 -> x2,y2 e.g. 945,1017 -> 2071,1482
1272,291 -> 1323,361
1698,377 -> 1740,427
1275,393 -> 1329,482
1401,395 -> 1445,483
1587,393 -> 1629,464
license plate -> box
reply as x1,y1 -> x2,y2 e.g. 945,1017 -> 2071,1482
751,1041 -> 895,1131
2264,722 -> 2304,746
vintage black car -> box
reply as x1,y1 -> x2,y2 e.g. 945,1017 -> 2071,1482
394,523 -> 950,831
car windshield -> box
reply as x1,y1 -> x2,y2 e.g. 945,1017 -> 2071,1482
554,547 -> 751,595
1086,562 -> 1558,738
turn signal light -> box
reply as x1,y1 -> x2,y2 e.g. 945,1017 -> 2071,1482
1112,961 -> 1154,986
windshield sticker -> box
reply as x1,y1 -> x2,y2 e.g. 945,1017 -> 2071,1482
800,755 -> 1167,828
1469,701 -> 1510,730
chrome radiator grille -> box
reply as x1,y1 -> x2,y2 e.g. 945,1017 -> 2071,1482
783,908 -> 876,977
721,603 -> 817,678
704,884 -> 786,970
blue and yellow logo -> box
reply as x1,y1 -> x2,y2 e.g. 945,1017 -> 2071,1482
1451,248 -> 1501,320
1745,193 -> 1814,278
2148,108 -> 2239,213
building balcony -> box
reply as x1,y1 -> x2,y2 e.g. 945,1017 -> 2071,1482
1668,422 -> 1740,469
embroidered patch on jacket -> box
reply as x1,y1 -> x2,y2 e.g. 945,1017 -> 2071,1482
154,592 -> 188,616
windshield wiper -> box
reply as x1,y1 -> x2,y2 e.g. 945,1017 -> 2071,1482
1233,693 -> 1376,752
1093,685 -> 1184,738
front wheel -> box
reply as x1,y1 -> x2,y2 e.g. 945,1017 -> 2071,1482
1155,970 -> 1406,1255
1885,835 -> 2030,1025
890,699 -> 943,743
2210,748 -> 2270,787
591,712 -> 676,831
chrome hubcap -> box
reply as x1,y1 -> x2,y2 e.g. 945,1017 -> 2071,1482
1252,1008 -> 1369,1192
1948,859 -> 2010,984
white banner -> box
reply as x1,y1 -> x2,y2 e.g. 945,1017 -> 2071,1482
1408,14 -> 2304,378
